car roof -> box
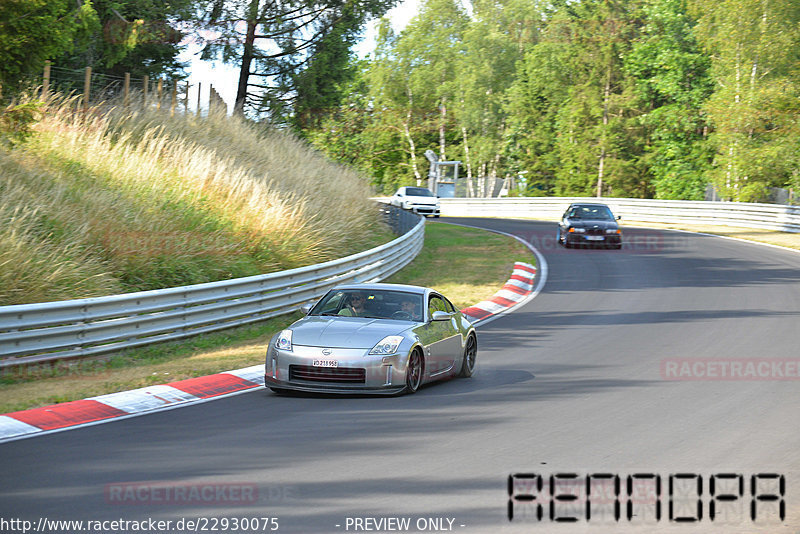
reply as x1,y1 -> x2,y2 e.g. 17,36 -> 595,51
569,202 -> 611,208
332,283 -> 429,295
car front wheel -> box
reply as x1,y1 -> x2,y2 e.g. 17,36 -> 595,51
405,350 -> 424,394
458,334 -> 477,378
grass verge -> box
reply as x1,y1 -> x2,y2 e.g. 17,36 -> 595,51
0,221 -> 534,413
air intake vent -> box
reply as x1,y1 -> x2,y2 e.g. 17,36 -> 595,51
289,365 -> 366,384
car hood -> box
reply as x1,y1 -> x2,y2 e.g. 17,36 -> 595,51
569,219 -> 617,229
290,316 -> 413,348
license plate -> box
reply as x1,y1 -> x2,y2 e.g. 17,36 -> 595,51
585,236 -> 604,241
313,359 -> 338,368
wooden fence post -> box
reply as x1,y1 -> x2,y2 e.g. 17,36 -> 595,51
184,82 -> 190,114
143,75 -> 149,109
196,82 -> 202,116
157,78 -> 163,110
171,80 -> 177,116
42,61 -> 51,98
124,72 -> 130,108
83,67 -> 92,112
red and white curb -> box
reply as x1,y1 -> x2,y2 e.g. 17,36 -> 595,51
461,262 -> 537,323
0,261 -> 539,443
0,365 -> 266,443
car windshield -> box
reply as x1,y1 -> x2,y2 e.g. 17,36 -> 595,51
405,187 -> 434,197
310,289 -> 425,321
568,205 -> 615,221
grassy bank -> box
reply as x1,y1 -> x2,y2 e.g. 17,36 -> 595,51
0,222 -> 534,413
0,96 -> 388,305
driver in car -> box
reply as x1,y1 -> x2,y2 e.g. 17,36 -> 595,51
398,298 -> 422,321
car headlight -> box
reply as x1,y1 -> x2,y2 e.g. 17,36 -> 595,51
606,228 -> 621,234
569,227 -> 586,233
369,335 -> 404,355
276,329 -> 293,351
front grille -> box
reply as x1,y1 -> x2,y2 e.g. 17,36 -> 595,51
586,227 -> 605,236
289,365 -> 366,384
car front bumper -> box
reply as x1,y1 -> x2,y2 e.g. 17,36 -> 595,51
566,234 -> 622,246
265,345 -> 410,394
407,204 -> 440,216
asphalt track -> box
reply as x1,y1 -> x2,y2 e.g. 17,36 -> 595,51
1,217 -> 799,534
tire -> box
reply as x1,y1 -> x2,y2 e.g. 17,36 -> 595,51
404,350 -> 424,394
557,228 -> 564,246
458,334 -> 477,378
269,387 -> 289,395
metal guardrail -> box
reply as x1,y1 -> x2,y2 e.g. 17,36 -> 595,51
379,202 -> 423,235
0,209 -> 424,368
440,197 -> 800,233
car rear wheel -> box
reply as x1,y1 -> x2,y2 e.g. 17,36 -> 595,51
458,334 -> 477,378
405,350 -> 424,394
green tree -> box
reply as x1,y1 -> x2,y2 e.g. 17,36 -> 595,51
393,0 -> 469,162
691,0 -> 800,201
505,20 -> 568,196
625,0 -> 713,200
453,0 -> 530,197
0,0 -> 97,92
199,0 -> 395,118
306,61 -> 409,193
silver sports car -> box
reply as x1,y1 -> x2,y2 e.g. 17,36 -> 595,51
264,283 -> 478,395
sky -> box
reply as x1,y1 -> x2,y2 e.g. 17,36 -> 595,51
179,0 -> 420,113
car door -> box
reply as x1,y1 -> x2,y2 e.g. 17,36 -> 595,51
424,294 -> 461,375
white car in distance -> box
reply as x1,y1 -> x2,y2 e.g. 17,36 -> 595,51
390,186 -> 440,217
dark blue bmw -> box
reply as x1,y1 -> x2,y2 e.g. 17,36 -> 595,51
557,203 -> 623,249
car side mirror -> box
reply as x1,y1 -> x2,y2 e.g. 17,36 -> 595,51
431,311 -> 451,322
617,215 -> 622,220
300,303 -> 314,315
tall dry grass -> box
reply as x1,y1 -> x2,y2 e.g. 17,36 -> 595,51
0,95 -> 384,306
